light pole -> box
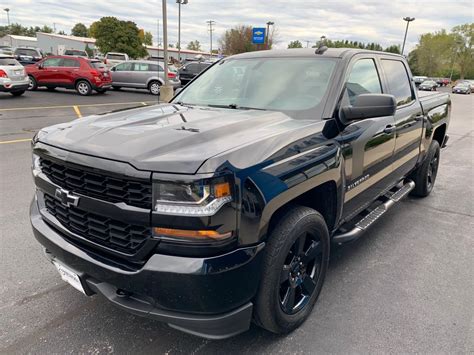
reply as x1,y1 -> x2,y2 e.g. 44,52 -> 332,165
265,21 -> 274,50
401,17 -> 415,56
161,0 -> 173,102
176,0 -> 188,63
320,35 -> 326,46
206,20 -> 215,58
4,8 -> 11,47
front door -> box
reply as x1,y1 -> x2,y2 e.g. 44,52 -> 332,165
36,57 -> 63,85
339,57 -> 397,221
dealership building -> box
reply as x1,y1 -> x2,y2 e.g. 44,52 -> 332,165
36,32 -> 97,55
0,34 -> 37,48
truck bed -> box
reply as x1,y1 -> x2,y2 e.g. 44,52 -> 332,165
418,90 -> 450,112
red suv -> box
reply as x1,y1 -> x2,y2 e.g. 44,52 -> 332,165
26,56 -> 112,95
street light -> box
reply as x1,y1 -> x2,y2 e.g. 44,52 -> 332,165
176,0 -> 188,63
4,8 -> 11,47
401,17 -> 415,56
265,21 -> 274,50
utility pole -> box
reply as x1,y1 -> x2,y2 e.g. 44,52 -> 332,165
4,8 -> 11,47
401,17 -> 415,56
176,0 -> 188,63
206,20 -> 215,59
304,40 -> 311,48
265,21 -> 274,50
161,0 -> 173,102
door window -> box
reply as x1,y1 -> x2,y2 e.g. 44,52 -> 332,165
380,60 -> 414,106
62,58 -> 80,67
115,62 -> 133,71
345,58 -> 382,104
43,58 -> 63,67
133,63 -> 149,71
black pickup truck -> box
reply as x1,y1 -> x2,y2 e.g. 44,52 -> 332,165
30,48 -> 450,339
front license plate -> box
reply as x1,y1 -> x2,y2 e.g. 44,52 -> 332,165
53,261 -> 86,294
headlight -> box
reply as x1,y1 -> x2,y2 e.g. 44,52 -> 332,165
32,153 -> 41,177
153,176 -> 233,217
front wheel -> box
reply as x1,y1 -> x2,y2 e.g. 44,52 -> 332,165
75,80 -> 92,96
254,206 -> 330,334
410,140 -> 440,197
28,76 -> 38,91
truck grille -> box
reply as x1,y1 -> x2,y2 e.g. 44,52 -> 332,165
44,193 -> 152,254
39,158 -> 152,209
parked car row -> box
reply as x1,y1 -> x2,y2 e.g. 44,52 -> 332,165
451,81 -> 472,94
414,76 -> 451,88
0,53 -> 212,97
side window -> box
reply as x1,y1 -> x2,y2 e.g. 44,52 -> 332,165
149,64 -> 159,72
133,63 -> 149,71
345,59 -> 382,104
115,62 -> 133,71
380,59 -> 414,106
186,63 -> 199,74
43,58 -> 62,67
62,59 -> 80,67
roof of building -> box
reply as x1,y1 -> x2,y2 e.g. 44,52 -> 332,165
3,35 -> 37,41
145,45 -> 218,57
36,32 -> 96,44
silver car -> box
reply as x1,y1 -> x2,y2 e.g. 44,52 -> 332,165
0,54 -> 29,96
110,60 -> 181,95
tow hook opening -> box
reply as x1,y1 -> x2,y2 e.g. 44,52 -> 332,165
116,288 -> 133,298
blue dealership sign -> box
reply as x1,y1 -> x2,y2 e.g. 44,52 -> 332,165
252,28 -> 266,44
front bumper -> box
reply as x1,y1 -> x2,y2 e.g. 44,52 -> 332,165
30,200 -> 264,339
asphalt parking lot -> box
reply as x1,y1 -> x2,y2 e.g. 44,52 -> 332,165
0,87 -> 473,354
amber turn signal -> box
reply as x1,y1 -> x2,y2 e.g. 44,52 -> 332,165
154,227 -> 232,240
213,182 -> 231,198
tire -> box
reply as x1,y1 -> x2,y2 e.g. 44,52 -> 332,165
112,86 -> 121,90
28,75 -> 37,91
410,140 -> 440,197
10,90 -> 25,97
148,81 -> 160,95
254,206 -> 330,334
75,80 -> 92,96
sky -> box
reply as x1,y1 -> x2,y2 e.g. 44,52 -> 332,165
1,0 -> 472,52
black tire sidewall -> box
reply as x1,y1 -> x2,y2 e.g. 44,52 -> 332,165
411,140 -> 440,197
255,207 -> 330,333
28,75 -> 37,91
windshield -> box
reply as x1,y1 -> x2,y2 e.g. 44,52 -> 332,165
66,50 -> 87,56
90,61 -> 107,69
174,57 -> 337,119
0,57 -> 20,66
107,54 -> 126,60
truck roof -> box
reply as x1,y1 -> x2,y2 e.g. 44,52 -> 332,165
230,48 -> 404,60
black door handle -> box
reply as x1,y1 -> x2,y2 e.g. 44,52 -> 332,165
414,115 -> 424,122
383,125 -> 396,134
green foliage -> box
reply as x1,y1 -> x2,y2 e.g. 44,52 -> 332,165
71,23 -> 88,37
143,31 -> 153,46
384,45 -> 401,54
93,17 -> 147,59
0,23 -> 52,37
288,40 -> 303,49
88,22 -> 99,38
410,23 -> 473,79
84,44 -> 94,58
187,40 -> 202,51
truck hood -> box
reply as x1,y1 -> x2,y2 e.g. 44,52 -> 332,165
38,104 -> 318,174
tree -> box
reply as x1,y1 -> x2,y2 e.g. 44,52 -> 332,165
220,25 -> 275,55
88,21 -> 99,38
384,45 -> 401,54
93,17 -> 147,59
58,30 -> 67,35
187,40 -> 202,51
143,31 -> 153,46
84,44 -> 94,58
71,23 -> 88,37
451,23 -> 473,79
288,40 -> 303,49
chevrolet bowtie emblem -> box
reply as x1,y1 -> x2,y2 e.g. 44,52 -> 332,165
54,188 -> 80,208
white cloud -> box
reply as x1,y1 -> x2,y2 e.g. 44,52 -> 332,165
1,0 -> 472,52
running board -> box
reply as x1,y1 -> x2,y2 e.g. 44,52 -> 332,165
332,180 -> 415,245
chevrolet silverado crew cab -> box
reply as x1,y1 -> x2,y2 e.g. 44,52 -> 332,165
30,48 -> 450,339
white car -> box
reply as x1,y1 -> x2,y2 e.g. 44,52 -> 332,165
0,54 -> 29,96
104,52 -> 129,68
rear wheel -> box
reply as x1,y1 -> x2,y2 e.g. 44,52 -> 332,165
28,76 -> 37,91
148,81 -> 160,95
11,90 -> 25,97
410,140 -> 440,197
254,206 -> 330,334
75,80 -> 92,96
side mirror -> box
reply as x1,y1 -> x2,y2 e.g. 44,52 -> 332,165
38,63 -> 44,69
181,67 -> 186,71
111,67 -> 116,72
340,94 -> 396,123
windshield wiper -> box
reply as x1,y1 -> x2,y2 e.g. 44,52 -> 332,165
207,104 -> 266,111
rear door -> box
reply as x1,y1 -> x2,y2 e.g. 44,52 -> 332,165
132,62 -> 150,88
340,56 -> 397,220
59,58 -> 81,87
379,57 -> 423,180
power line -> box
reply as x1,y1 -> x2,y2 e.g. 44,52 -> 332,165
206,20 -> 216,57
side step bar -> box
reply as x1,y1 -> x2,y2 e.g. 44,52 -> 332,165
332,180 -> 415,245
